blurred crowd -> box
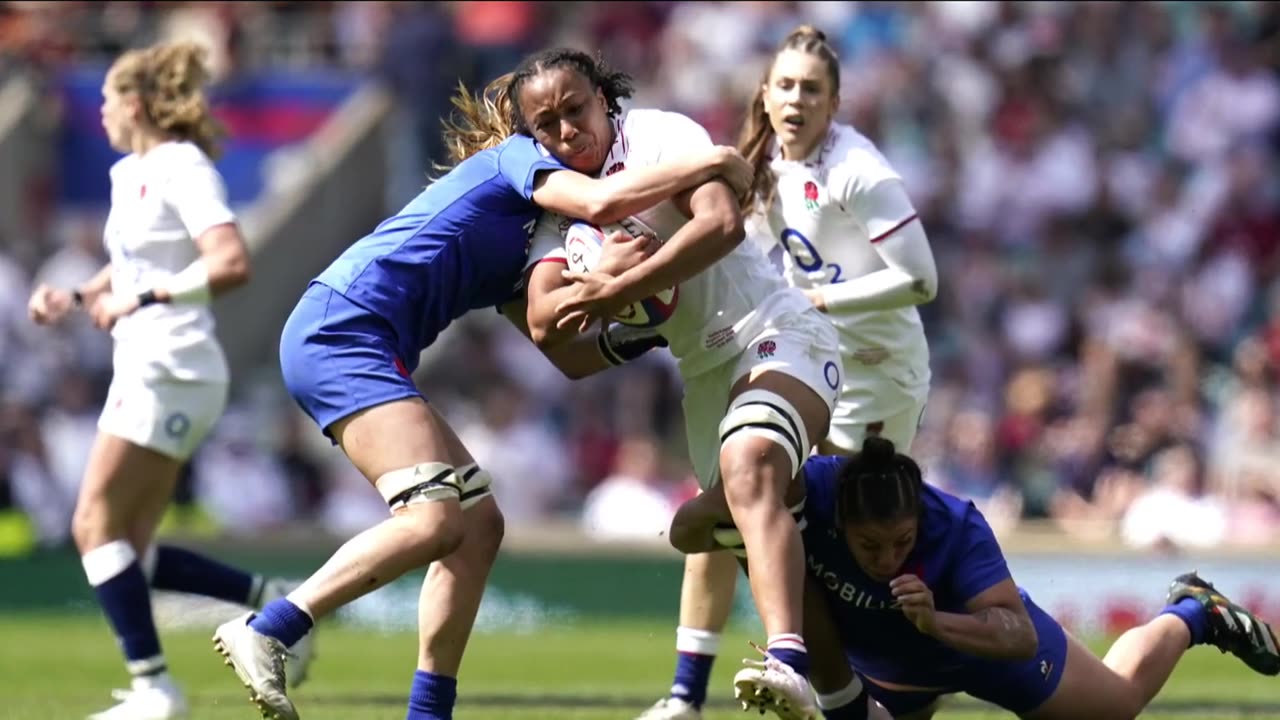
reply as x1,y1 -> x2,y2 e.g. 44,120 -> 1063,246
2,1 -> 1280,554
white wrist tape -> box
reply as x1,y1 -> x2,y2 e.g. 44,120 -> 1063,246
161,258 -> 212,304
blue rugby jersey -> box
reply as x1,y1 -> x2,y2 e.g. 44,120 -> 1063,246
313,135 -> 563,370
800,455 -> 1013,687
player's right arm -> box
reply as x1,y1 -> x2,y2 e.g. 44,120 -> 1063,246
530,146 -> 751,225
27,263 -> 112,326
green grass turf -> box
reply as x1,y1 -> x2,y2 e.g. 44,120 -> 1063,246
0,615 -> 1274,719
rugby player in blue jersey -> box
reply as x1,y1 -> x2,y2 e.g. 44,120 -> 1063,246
210,54 -> 752,720
672,437 -> 1280,720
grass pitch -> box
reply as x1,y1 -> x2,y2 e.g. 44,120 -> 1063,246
1,614 -> 1275,719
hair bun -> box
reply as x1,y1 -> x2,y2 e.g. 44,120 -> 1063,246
860,436 -> 897,464
788,25 -> 828,43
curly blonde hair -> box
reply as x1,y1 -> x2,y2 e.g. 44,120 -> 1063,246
109,42 -> 225,159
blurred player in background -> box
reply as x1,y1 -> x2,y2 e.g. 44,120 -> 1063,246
672,437 -> 1280,720
210,49 -> 750,720
642,26 -> 938,720
25,42 -> 315,720
492,48 -> 842,719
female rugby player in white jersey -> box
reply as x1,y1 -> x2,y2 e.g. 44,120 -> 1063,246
641,26 -> 939,720
27,42 -> 312,720
469,48 -> 842,720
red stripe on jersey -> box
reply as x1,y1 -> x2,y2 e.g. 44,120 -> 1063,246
535,257 -> 568,266
869,214 -> 918,244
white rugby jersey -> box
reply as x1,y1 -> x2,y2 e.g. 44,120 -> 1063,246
103,141 -> 235,383
529,108 -> 813,378
751,122 -> 931,397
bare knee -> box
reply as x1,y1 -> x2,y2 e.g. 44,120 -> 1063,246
720,438 -> 791,512
467,499 -> 505,564
394,501 -> 466,564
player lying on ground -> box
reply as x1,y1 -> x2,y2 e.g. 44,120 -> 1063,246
208,43 -> 750,720
641,24 -> 940,720
670,437 -> 1280,720
27,41 -> 316,720
453,47 -> 847,718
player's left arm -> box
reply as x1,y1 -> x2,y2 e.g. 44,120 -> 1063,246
149,158 -> 252,305
808,178 -> 937,314
144,222 -> 251,305
555,179 -> 743,327
893,504 -> 1037,661
903,576 -> 1039,661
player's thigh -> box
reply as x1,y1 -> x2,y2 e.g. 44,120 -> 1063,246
1021,631 -> 1140,720
84,377 -> 224,529
330,397 -> 468,482
726,319 -> 842,462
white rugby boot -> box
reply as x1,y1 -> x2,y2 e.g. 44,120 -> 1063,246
732,643 -> 819,720
213,612 -> 299,720
258,579 -> 317,688
636,697 -> 702,719
87,674 -> 188,720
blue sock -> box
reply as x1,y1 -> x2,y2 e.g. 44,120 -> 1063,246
670,652 -> 714,708
83,541 -> 166,676
150,544 -> 262,607
249,598 -> 314,647
1160,597 -> 1209,646
406,670 -> 457,720
767,634 -> 810,677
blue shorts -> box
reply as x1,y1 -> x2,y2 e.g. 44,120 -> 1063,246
860,592 -> 1067,716
279,282 -> 422,439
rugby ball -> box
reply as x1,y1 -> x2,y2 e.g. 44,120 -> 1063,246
563,220 -> 678,329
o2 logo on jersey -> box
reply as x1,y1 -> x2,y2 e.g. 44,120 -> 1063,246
781,228 -> 843,284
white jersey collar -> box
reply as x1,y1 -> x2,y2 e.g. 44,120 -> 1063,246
770,124 -> 838,169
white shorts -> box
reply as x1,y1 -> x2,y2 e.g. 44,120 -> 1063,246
98,376 -> 227,461
826,390 -> 928,454
682,313 -> 842,490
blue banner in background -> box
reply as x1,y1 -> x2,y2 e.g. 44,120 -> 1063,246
57,66 -> 364,207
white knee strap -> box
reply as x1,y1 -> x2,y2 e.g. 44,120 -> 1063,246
718,389 -> 810,481
377,462 -> 462,510
456,463 -> 493,510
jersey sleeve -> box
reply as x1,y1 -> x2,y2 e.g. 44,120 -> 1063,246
629,110 -> 714,165
164,155 -> 237,239
831,147 -> 917,243
524,212 -> 568,272
497,137 -> 566,201
945,503 -> 1013,604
